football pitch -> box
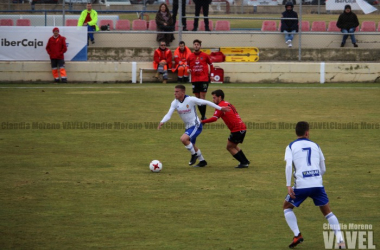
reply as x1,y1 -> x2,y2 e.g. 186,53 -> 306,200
0,83 -> 379,249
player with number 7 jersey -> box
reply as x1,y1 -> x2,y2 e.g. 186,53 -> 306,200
282,121 -> 345,249
201,89 -> 250,168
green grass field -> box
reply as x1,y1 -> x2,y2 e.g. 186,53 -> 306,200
0,83 -> 379,249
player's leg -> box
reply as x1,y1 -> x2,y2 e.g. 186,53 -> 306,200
180,133 -> 197,165
313,188 -> 345,248
198,82 -> 209,120
283,188 -> 309,248
181,125 -> 206,166
192,82 -> 200,98
191,124 -> 207,167
228,131 -> 249,168
192,83 -> 204,118
51,59 -> 60,83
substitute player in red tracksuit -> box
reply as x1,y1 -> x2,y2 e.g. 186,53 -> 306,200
187,39 -> 213,120
46,27 -> 68,83
153,41 -> 173,84
173,41 -> 191,83
202,89 -> 250,168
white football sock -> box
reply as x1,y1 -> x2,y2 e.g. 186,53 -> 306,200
326,212 -> 344,243
185,143 -> 196,155
284,209 -> 300,236
196,149 -> 205,161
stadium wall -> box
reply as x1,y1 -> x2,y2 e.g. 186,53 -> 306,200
1,61 -> 379,83
87,47 -> 380,62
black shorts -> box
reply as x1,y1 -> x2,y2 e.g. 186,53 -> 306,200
50,59 -> 65,69
192,82 -> 209,93
228,130 -> 246,144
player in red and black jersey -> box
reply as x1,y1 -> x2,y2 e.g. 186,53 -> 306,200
187,39 -> 213,120
201,89 -> 250,168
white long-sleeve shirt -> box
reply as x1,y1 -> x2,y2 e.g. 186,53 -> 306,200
284,138 -> 326,189
161,95 -> 222,129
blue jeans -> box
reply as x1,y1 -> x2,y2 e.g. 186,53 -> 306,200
87,25 -> 95,42
341,28 -> 356,44
284,30 -> 296,42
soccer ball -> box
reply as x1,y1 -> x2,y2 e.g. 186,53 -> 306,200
149,160 -> 162,173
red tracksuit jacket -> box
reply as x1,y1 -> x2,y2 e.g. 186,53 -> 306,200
46,35 -> 67,60
187,51 -> 213,82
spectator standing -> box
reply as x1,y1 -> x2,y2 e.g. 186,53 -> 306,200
46,27 -> 68,83
192,0 -> 212,31
78,3 -> 99,45
172,0 -> 187,31
337,4 -> 359,47
156,3 -> 175,46
187,39 -> 213,120
154,41 -> 173,84
281,2 -> 298,48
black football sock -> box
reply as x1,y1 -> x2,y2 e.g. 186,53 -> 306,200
197,105 -> 202,118
199,105 -> 206,119
233,151 -> 244,163
239,150 -> 250,164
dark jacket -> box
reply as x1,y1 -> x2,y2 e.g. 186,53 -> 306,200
46,35 -> 67,60
336,11 -> 359,30
155,6 -> 175,44
281,8 -> 299,32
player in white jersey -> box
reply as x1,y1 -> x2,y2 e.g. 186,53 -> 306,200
158,84 -> 230,167
283,121 -> 345,249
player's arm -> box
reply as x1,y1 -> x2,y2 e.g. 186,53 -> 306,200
202,116 -> 218,124
202,110 -> 222,124
193,98 -> 230,112
158,102 -> 176,130
284,146 -> 295,199
206,55 -> 214,81
319,148 -> 326,175
187,57 -> 192,73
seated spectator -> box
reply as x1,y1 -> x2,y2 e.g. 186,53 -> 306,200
281,2 -> 298,48
337,5 -> 359,48
78,3 -> 99,45
173,41 -> 192,83
154,41 -> 173,84
156,3 -> 175,46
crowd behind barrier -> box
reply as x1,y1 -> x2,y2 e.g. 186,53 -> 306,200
2,16 -> 380,32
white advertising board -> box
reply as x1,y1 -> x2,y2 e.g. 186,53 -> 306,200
0,26 -> 87,61
326,0 -> 378,14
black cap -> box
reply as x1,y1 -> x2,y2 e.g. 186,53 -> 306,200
344,4 -> 351,10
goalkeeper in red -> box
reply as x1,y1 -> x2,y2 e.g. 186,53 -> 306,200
201,89 -> 250,168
